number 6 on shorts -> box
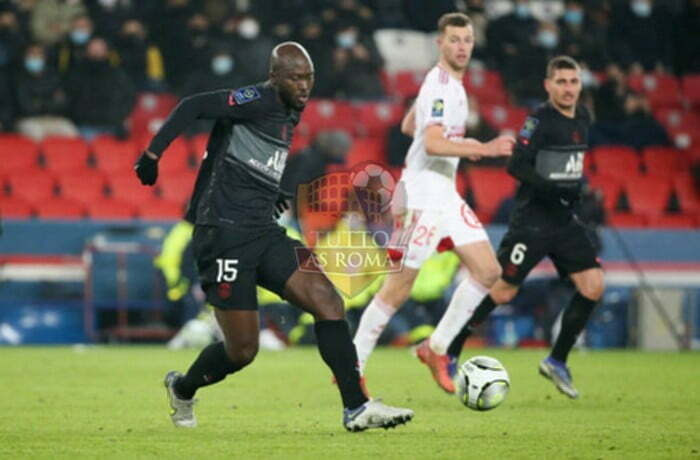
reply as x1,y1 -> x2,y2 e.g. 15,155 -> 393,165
216,258 -> 239,282
510,243 -> 527,265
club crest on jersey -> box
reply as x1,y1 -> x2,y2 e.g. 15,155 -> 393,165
431,99 -> 444,117
519,116 -> 539,140
230,86 -> 260,105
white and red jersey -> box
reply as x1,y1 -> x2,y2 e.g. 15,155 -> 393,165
401,65 -> 469,209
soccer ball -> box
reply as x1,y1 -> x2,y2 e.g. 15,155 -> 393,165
351,163 -> 395,212
455,356 -> 510,411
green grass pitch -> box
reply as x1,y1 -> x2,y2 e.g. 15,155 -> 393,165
1,346 -> 698,459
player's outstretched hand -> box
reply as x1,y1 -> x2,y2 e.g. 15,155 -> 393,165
488,135 -> 515,157
273,189 -> 294,219
135,150 -> 159,186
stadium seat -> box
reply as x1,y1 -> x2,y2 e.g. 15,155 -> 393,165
354,102 -> 404,138
624,176 -> 672,217
7,171 -> 57,204
466,167 -> 516,215
127,92 -> 178,145
92,135 -> 139,174
373,29 -> 433,73
35,198 -> 85,219
297,100 -> 356,137
158,171 -> 197,204
480,105 -> 528,134
58,172 -> 108,206
345,138 -> 387,167
590,145 -> 640,177
388,70 -> 426,100
587,174 -> 623,212
0,135 -> 40,175
672,174 -> 699,213
463,69 -> 508,105
108,173 -> 157,202
627,73 -> 681,109
138,199 -> 185,220
1,197 -> 34,218
40,136 -> 91,173
158,138 -> 194,174
653,108 -> 700,133
681,74 -> 700,106
290,132 -> 310,154
647,213 -> 697,229
641,146 -> 685,176
607,212 -> 647,228
87,198 -> 138,219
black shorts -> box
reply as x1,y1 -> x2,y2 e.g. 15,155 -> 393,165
497,218 -> 601,285
192,225 -> 305,310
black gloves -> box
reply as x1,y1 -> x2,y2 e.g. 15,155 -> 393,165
273,190 -> 294,219
135,151 -> 159,186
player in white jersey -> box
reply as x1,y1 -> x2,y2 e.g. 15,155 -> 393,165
353,12 -> 514,393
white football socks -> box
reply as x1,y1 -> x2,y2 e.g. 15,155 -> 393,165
429,276 -> 489,355
353,296 -> 396,375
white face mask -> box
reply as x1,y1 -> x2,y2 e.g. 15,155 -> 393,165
631,0 -> 652,17
581,69 -> 596,87
336,31 -> 357,48
211,55 -> 233,75
238,19 -> 260,40
98,0 -> 118,8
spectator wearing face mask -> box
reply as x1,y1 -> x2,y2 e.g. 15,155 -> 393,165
30,0 -> 86,46
87,0 -> 138,42
558,0 -> 609,71
65,37 -> 135,140
296,15 -> 334,98
609,0 -> 674,72
57,14 -> 95,73
486,0 -> 539,71
179,48 -> 246,134
229,15 -> 274,83
115,18 -> 166,91
14,42 -> 78,140
331,23 -> 385,100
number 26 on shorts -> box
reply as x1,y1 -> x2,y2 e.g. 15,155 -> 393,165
510,243 -> 527,265
216,258 -> 239,282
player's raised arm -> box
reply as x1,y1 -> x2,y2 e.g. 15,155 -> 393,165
134,88 -> 262,185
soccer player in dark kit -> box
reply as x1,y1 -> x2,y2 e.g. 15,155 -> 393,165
445,56 -> 604,399
134,42 -> 413,431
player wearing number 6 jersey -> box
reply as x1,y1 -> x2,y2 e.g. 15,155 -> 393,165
352,12 -> 514,394
135,42 -> 413,432
447,56 -> 605,399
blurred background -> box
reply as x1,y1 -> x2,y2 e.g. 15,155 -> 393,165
0,0 -> 698,352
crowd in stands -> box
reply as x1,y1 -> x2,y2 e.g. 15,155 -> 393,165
1,0 -> 699,228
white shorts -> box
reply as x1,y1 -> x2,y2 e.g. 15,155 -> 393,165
388,201 -> 489,270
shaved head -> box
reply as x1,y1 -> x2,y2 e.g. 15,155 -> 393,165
269,41 -> 314,110
270,41 -> 314,74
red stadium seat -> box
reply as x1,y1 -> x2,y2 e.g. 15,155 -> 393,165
672,174 -> 699,213
58,172 -> 108,206
108,173 -> 157,202
1,197 -> 34,218
290,132 -> 310,154
653,108 -> 700,133
466,167 -> 517,215
608,212 -> 647,227
480,105 -> 528,134
158,171 -> 196,204
641,146 -> 686,176
587,174 -> 623,212
388,70 -> 425,100
627,73 -> 681,109
354,102 -> 404,138
624,176 -> 672,217
92,135 -> 139,174
138,199 -> 185,220
345,138 -> 386,167
297,100 -> 355,137
464,69 -> 508,105
158,138 -> 194,174
0,135 -> 40,174
681,74 -> 700,105
87,198 -> 138,219
40,136 -> 91,173
7,171 -> 57,203
647,213 -> 697,229
128,92 -> 178,145
35,198 -> 85,219
590,145 -> 640,177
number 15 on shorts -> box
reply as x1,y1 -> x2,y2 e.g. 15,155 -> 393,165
216,258 -> 239,282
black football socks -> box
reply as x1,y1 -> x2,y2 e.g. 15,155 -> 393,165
174,341 -> 243,400
551,292 -> 598,363
314,319 -> 369,410
447,295 -> 498,359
